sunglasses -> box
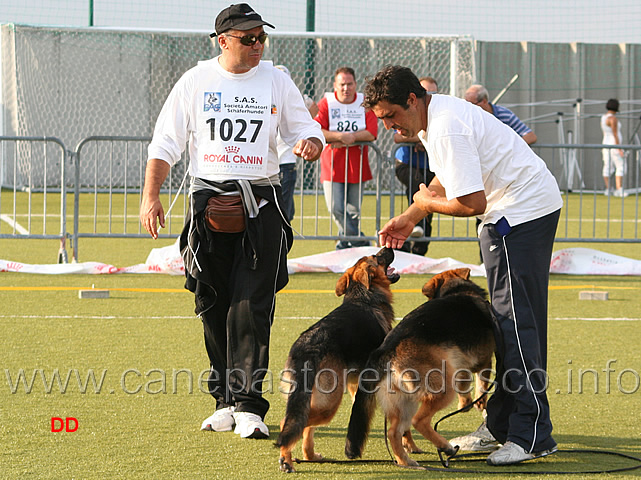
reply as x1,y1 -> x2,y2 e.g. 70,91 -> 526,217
225,32 -> 268,46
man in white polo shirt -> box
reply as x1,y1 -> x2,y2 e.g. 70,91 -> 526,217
366,65 -> 562,466
140,3 -> 324,440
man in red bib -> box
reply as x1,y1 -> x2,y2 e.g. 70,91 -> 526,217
314,67 -> 378,249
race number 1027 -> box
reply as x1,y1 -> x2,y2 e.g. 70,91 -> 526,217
206,118 -> 263,143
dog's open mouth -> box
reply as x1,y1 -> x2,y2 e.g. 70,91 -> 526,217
387,266 -> 400,284
376,247 -> 401,284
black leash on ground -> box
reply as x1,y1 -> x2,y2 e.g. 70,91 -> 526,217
293,390 -> 641,474
427,391 -> 641,474
293,449 -> 641,475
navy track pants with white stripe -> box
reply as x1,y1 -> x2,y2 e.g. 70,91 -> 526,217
481,210 -> 560,453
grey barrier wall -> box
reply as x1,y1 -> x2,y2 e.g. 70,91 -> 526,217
473,41 -> 641,160
1,137 -> 640,263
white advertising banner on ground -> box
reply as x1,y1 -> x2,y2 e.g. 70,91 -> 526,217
549,247 -> 641,276
1,243 -> 640,276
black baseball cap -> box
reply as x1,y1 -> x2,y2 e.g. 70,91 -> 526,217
210,3 -> 275,38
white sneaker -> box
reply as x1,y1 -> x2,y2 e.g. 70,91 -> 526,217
233,411 -> 269,439
486,441 -> 558,466
201,406 -> 235,432
450,421 -> 500,452
613,188 -> 629,198
410,225 -> 424,238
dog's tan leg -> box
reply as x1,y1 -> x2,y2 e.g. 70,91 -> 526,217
279,446 -> 295,473
411,395 -> 458,457
454,366 -> 475,410
402,430 -> 424,454
278,416 -> 297,472
457,392 -> 473,411
388,413 -> 419,467
301,426 -> 323,461
475,365 -> 493,411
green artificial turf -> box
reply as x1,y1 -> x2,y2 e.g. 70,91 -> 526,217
1,238 -> 640,479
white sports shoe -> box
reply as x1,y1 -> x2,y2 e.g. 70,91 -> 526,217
201,406 -> 235,432
450,421 -> 500,452
233,412 -> 269,439
486,441 -> 558,466
410,225 -> 424,238
613,188 -> 629,198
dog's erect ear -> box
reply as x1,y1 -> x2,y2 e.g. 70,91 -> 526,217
351,262 -> 371,290
452,267 -> 471,280
422,274 -> 445,299
422,268 -> 472,298
335,268 -> 352,296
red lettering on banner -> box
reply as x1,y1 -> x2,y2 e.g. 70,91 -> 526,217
94,264 -> 118,274
8,262 -> 23,271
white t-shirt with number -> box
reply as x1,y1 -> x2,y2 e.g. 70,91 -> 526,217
148,57 -> 323,181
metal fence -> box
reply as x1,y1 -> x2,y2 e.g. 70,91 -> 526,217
534,143 -> 641,243
0,136 -> 70,262
1,136 -> 639,263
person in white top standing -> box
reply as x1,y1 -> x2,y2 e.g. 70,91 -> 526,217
140,3 -> 324,440
365,66 -> 562,466
601,98 -> 627,197
275,64 -> 318,222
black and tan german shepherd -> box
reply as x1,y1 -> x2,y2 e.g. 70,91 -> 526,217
345,268 -> 495,468
276,247 -> 400,473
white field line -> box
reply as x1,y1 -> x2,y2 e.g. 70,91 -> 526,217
0,214 -> 29,234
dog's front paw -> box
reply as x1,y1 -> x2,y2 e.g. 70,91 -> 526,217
279,456 -> 295,473
395,457 -> 425,469
303,452 -> 323,462
403,444 -> 424,454
441,443 -> 459,458
402,433 -> 424,454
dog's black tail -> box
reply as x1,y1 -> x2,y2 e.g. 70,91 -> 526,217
275,354 -> 319,450
344,350 -> 386,459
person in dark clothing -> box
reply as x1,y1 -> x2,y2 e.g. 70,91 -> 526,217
139,3 -> 324,439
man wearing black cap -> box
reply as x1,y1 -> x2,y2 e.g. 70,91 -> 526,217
140,3 -> 324,439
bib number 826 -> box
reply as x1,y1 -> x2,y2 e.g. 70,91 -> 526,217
206,118 -> 263,143
336,121 -> 359,132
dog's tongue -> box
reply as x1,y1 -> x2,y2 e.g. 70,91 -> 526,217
387,266 -> 401,283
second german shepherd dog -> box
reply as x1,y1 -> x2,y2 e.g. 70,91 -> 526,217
276,247 -> 400,473
345,268 -> 495,467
